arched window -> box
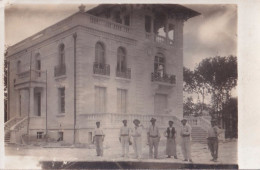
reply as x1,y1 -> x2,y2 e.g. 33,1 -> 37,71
117,47 -> 126,72
154,53 -> 165,77
95,42 -> 105,68
59,44 -> 65,65
17,60 -> 21,73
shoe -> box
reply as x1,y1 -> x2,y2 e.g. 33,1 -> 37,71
183,159 -> 188,161
174,156 -> 178,159
167,156 -> 171,158
189,159 -> 193,163
210,159 -> 214,161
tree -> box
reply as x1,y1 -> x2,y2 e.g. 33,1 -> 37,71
195,55 -> 237,125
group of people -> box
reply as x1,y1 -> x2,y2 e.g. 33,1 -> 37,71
92,117 -> 222,162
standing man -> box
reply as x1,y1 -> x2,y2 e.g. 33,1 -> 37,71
164,120 -> 177,159
131,119 -> 143,159
147,118 -> 161,159
93,121 -> 105,157
119,119 -> 131,158
180,119 -> 192,162
207,119 -> 222,162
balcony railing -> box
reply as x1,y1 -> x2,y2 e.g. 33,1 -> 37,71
54,64 -> 66,77
89,15 -> 131,33
15,69 -> 46,86
151,72 -> 176,84
145,33 -> 174,46
93,62 -> 110,76
116,68 -> 131,79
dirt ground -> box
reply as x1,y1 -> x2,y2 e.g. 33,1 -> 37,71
4,139 -> 237,169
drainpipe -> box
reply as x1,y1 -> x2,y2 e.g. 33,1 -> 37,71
73,33 -> 77,144
27,51 -> 32,136
45,70 -> 48,136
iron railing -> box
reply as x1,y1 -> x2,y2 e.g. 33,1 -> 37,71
151,72 -> 176,84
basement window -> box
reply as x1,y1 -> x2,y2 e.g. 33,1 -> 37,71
57,132 -> 64,141
37,132 -> 44,139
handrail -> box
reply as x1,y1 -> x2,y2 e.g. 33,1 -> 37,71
10,117 -> 28,132
4,117 -> 22,132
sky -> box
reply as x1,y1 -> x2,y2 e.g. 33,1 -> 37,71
5,4 -> 237,70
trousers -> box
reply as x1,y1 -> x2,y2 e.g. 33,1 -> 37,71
208,137 -> 218,159
133,136 -> 142,158
149,137 -> 159,158
181,136 -> 191,160
95,136 -> 103,156
120,136 -> 129,157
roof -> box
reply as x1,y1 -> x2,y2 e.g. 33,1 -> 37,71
86,4 -> 200,20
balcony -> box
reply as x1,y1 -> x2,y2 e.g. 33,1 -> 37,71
146,33 -> 174,46
15,69 -> 46,88
88,15 -> 131,33
54,64 -> 66,77
116,68 -> 131,79
93,62 -> 110,76
151,72 -> 176,85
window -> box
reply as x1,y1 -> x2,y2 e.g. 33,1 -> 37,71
59,44 -> 65,65
117,47 -> 127,72
117,89 -> 127,113
168,24 -> 175,42
95,42 -> 105,68
154,94 -> 167,114
59,87 -> 65,113
145,15 -> 152,33
124,15 -> 130,26
17,60 -> 21,73
95,86 -> 106,113
37,132 -> 44,139
36,92 -> 41,116
154,53 -> 165,76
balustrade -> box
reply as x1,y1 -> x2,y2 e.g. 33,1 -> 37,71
54,64 -> 66,77
93,62 -> 110,76
151,72 -> 176,84
116,68 -> 131,79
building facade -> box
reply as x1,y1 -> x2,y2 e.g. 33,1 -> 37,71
5,4 -> 200,144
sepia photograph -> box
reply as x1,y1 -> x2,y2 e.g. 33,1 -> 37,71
3,2 -> 241,169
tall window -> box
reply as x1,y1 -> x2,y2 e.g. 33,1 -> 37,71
154,94 -> 167,114
145,15 -> 152,33
117,89 -> 127,113
17,60 -> 21,73
95,86 -> 106,113
59,44 -> 65,65
59,87 -> 65,113
124,15 -> 130,26
168,24 -> 175,41
95,42 -> 105,68
117,47 -> 127,72
154,53 -> 165,76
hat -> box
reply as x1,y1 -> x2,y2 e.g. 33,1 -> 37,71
150,118 -> 156,122
122,119 -> 127,123
96,121 -> 100,124
181,119 -> 187,123
133,119 -> 140,124
169,120 -> 174,124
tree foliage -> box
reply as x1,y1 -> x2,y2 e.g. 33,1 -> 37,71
183,55 -> 237,124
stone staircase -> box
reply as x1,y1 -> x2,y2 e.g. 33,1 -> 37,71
185,116 -> 211,144
5,132 -> 11,143
4,117 -> 23,144
191,126 -> 207,144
